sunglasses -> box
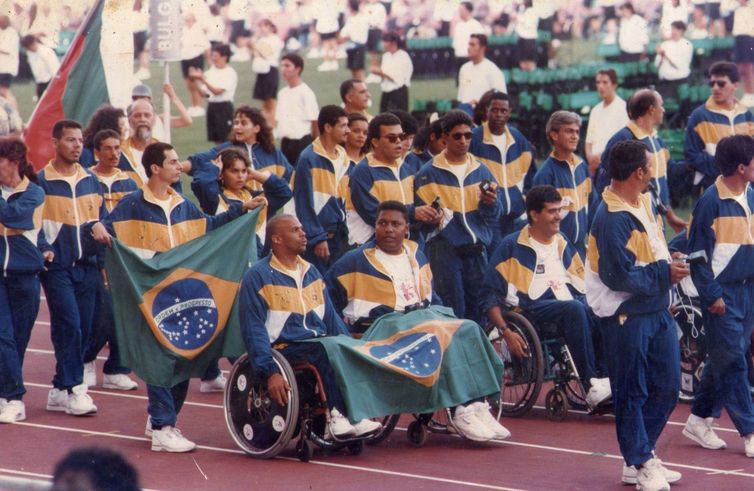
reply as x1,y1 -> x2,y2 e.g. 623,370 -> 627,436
381,133 -> 406,143
450,132 -> 473,141
709,80 -> 728,88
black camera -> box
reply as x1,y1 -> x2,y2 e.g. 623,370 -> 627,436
684,250 -> 707,265
479,179 -> 492,194
431,196 -> 442,211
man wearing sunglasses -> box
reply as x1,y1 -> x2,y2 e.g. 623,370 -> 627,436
414,110 -> 500,324
685,61 -> 754,191
348,113 -> 442,247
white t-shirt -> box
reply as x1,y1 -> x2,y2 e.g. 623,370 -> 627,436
655,38 -> 693,81
375,247 -> 421,311
364,2 -> 387,29
0,26 -> 20,76
529,237 -> 574,301
205,65 -> 238,103
618,15 -> 649,54
453,18 -> 485,57
457,58 -> 507,104
633,199 -> 670,263
275,82 -> 319,140
516,8 -> 540,40
315,5 -> 340,34
255,34 -> 283,67
491,132 -> 507,159
181,23 -> 210,60
1,184 -> 13,199
340,12 -> 369,45
130,148 -> 147,183
380,50 -> 413,92
26,44 -> 60,84
585,97 -> 629,157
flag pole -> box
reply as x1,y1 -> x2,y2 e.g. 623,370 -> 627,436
163,61 -> 171,143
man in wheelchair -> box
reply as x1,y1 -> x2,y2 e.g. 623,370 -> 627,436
481,185 -> 612,409
238,214 -> 382,439
326,201 -> 511,442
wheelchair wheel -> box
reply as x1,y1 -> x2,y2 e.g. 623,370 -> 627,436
296,437 -> 313,462
672,302 -> 705,402
224,352 -> 299,458
365,414 -> 400,446
486,312 -> 544,418
545,388 -> 569,422
407,420 -> 428,447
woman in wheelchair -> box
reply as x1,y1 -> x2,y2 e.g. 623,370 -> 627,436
326,201 -> 511,442
481,186 -> 612,409
239,214 -> 382,441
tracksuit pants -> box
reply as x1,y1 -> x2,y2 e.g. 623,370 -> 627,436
148,381 -> 190,429
0,273 -> 40,400
41,265 -> 98,390
602,309 -> 679,467
83,274 -> 130,375
691,282 -> 754,437
281,342 -> 347,415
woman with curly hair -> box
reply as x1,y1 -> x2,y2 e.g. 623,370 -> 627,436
0,137 -> 48,423
80,105 -> 128,167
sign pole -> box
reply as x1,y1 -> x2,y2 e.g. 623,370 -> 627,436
163,61 -> 171,143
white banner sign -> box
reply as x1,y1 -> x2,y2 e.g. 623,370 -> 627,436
149,0 -> 182,61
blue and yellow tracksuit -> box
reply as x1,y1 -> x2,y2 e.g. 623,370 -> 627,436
685,98 -> 754,189
403,149 -> 431,175
532,153 -> 592,256
347,154 -> 417,245
188,152 -> 292,252
686,177 -> 754,437
481,225 -> 598,384
105,184 -> 245,428
596,122 -> 673,206
326,239 -> 436,331
38,162 -> 108,390
586,188 -> 678,467
470,122 -> 535,238
0,177 -> 45,401
90,168 -> 139,213
414,152 -> 500,322
293,138 -> 350,271
239,254 -> 350,411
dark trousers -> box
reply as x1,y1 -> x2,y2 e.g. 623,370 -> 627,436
691,282 -> 754,437
427,238 -> 487,325
83,274 -> 130,375
602,310 -> 679,466
281,135 -> 313,168
0,273 -> 40,400
41,265 -> 98,389
281,342 -> 346,414
148,381 -> 190,428
380,85 -> 409,113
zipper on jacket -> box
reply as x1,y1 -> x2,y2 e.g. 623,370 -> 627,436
71,177 -> 82,264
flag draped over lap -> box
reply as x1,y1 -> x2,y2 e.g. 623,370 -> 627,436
310,306 -> 503,422
105,210 -> 260,387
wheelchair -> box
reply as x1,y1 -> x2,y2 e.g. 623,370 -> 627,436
484,309 -> 610,421
224,351 -> 397,461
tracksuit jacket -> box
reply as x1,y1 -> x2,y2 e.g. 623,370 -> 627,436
596,122 -> 673,206
293,138 -> 350,246
403,149 -> 431,175
586,188 -> 672,318
685,98 -> 754,187
687,177 -> 754,307
533,153 -> 592,251
90,168 -> 139,213
326,239 -> 436,325
38,162 -> 107,269
414,152 -> 501,248
0,177 -> 45,275
104,185 -> 243,259
239,254 -> 350,378
470,122 -> 535,222
481,225 -> 586,312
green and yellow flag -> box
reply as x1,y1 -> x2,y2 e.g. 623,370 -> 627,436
105,210 -> 260,387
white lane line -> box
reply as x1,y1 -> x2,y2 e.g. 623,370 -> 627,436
25,383 -> 224,409
27,348 -> 108,362
706,468 -> 745,476
0,469 -> 52,479
11,422 -> 520,491
35,321 -> 50,326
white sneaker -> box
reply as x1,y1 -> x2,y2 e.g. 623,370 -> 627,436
585,377 -> 612,407
151,426 -> 196,452
83,361 -> 96,388
365,73 -> 382,84
745,433 -> 754,457
0,400 -> 26,423
135,67 -> 151,81
329,408 -> 357,437
635,458 -> 670,491
66,384 -> 97,416
622,461 -> 681,484
452,404 -> 494,442
740,93 -> 754,108
472,401 -> 511,440
352,418 -> 382,436
46,388 -> 68,412
682,414 -> 726,449
187,106 -> 205,117
199,374 -> 226,393
103,373 -> 138,391
0,397 -> 6,409
145,417 -> 153,437
317,61 -> 337,72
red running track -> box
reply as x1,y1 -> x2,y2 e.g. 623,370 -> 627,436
2,298 -> 753,490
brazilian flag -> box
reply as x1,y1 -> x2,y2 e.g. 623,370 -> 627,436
311,306 -> 503,422
105,210 -> 260,387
